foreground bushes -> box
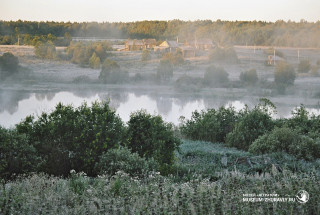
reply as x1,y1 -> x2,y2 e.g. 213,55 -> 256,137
0,101 -> 180,180
180,106 -> 237,143
127,110 -> 181,175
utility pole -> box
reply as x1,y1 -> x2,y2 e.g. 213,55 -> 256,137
273,49 -> 276,65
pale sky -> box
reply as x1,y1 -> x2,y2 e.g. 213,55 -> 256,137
0,0 -> 319,22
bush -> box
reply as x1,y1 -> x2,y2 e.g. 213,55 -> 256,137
209,47 -> 238,63
180,106 -> 238,143
226,102 -> 274,151
141,50 -> 151,61
127,110 -> 181,175
204,65 -> 229,85
16,101 -> 125,176
0,127 -> 40,180
0,52 -> 20,79
156,59 -> 173,82
249,127 -> 320,160
298,59 -> 311,73
161,50 -> 184,66
274,61 -> 296,86
94,147 -> 158,177
34,41 -> 56,59
99,59 -> 129,84
240,69 -> 258,85
249,127 -> 299,155
89,52 -> 101,69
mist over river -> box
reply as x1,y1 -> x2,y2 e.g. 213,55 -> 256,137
1,88 -> 320,128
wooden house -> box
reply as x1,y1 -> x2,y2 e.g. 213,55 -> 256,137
154,40 -> 179,53
180,46 -> 196,58
143,39 -> 157,49
125,39 -> 144,51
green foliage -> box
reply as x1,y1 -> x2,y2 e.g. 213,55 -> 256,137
274,61 -> 296,86
89,52 -> 101,69
250,127 -> 320,160
99,59 -> 128,84
298,59 -> 311,73
141,49 -> 151,61
34,41 -> 56,59
161,50 -> 184,66
209,47 -> 238,63
204,65 -> 229,85
240,69 -> 258,85
94,147 -> 158,177
0,127 -> 40,180
66,41 -> 112,67
0,52 -> 19,78
174,75 -> 202,92
180,106 -> 238,143
16,101 -> 125,176
226,104 -> 274,151
156,59 -> 173,82
127,110 -> 181,175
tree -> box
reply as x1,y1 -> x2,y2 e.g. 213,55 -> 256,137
34,41 -> 56,59
274,61 -> 296,92
89,52 -> 101,69
99,59 -> 128,84
298,59 -> 311,73
16,101 -> 125,176
0,52 -> 19,77
204,65 -> 229,85
240,69 -> 258,85
141,49 -> 151,61
157,59 -> 173,82
127,110 -> 181,175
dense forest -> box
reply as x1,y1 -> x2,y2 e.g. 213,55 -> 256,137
0,19 -> 320,47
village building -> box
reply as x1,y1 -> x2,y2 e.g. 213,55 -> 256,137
154,40 -> 179,53
143,39 -> 157,49
125,39 -> 144,51
180,46 -> 196,58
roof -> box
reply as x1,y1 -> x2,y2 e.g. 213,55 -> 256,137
143,39 -> 156,45
159,40 -> 179,48
126,39 -> 144,46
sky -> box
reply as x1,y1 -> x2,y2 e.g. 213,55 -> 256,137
0,0 -> 319,23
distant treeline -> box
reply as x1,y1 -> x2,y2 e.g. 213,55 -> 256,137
0,20 -> 320,47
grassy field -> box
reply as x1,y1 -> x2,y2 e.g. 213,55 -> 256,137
1,140 -> 319,214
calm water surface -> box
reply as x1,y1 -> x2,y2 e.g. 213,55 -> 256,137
0,89 -> 319,128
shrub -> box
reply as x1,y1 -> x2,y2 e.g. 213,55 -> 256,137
249,127 -> 320,160
141,49 -> 151,61
94,147 -> 158,177
226,102 -> 274,151
0,127 -> 40,180
99,59 -> 129,84
156,59 -> 173,82
274,61 -> 295,86
89,52 -> 101,69
240,69 -> 258,85
204,65 -> 229,85
298,59 -> 311,73
127,110 -> 181,175
34,41 -> 56,59
249,127 -> 299,155
16,101 -> 125,176
180,106 -> 238,143
0,52 -> 19,73
209,47 -> 238,63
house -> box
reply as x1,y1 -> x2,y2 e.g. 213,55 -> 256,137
186,38 -> 214,50
180,46 -> 196,58
125,39 -> 144,51
154,40 -> 179,53
143,39 -> 157,49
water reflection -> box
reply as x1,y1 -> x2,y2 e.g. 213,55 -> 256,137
0,88 -> 320,128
